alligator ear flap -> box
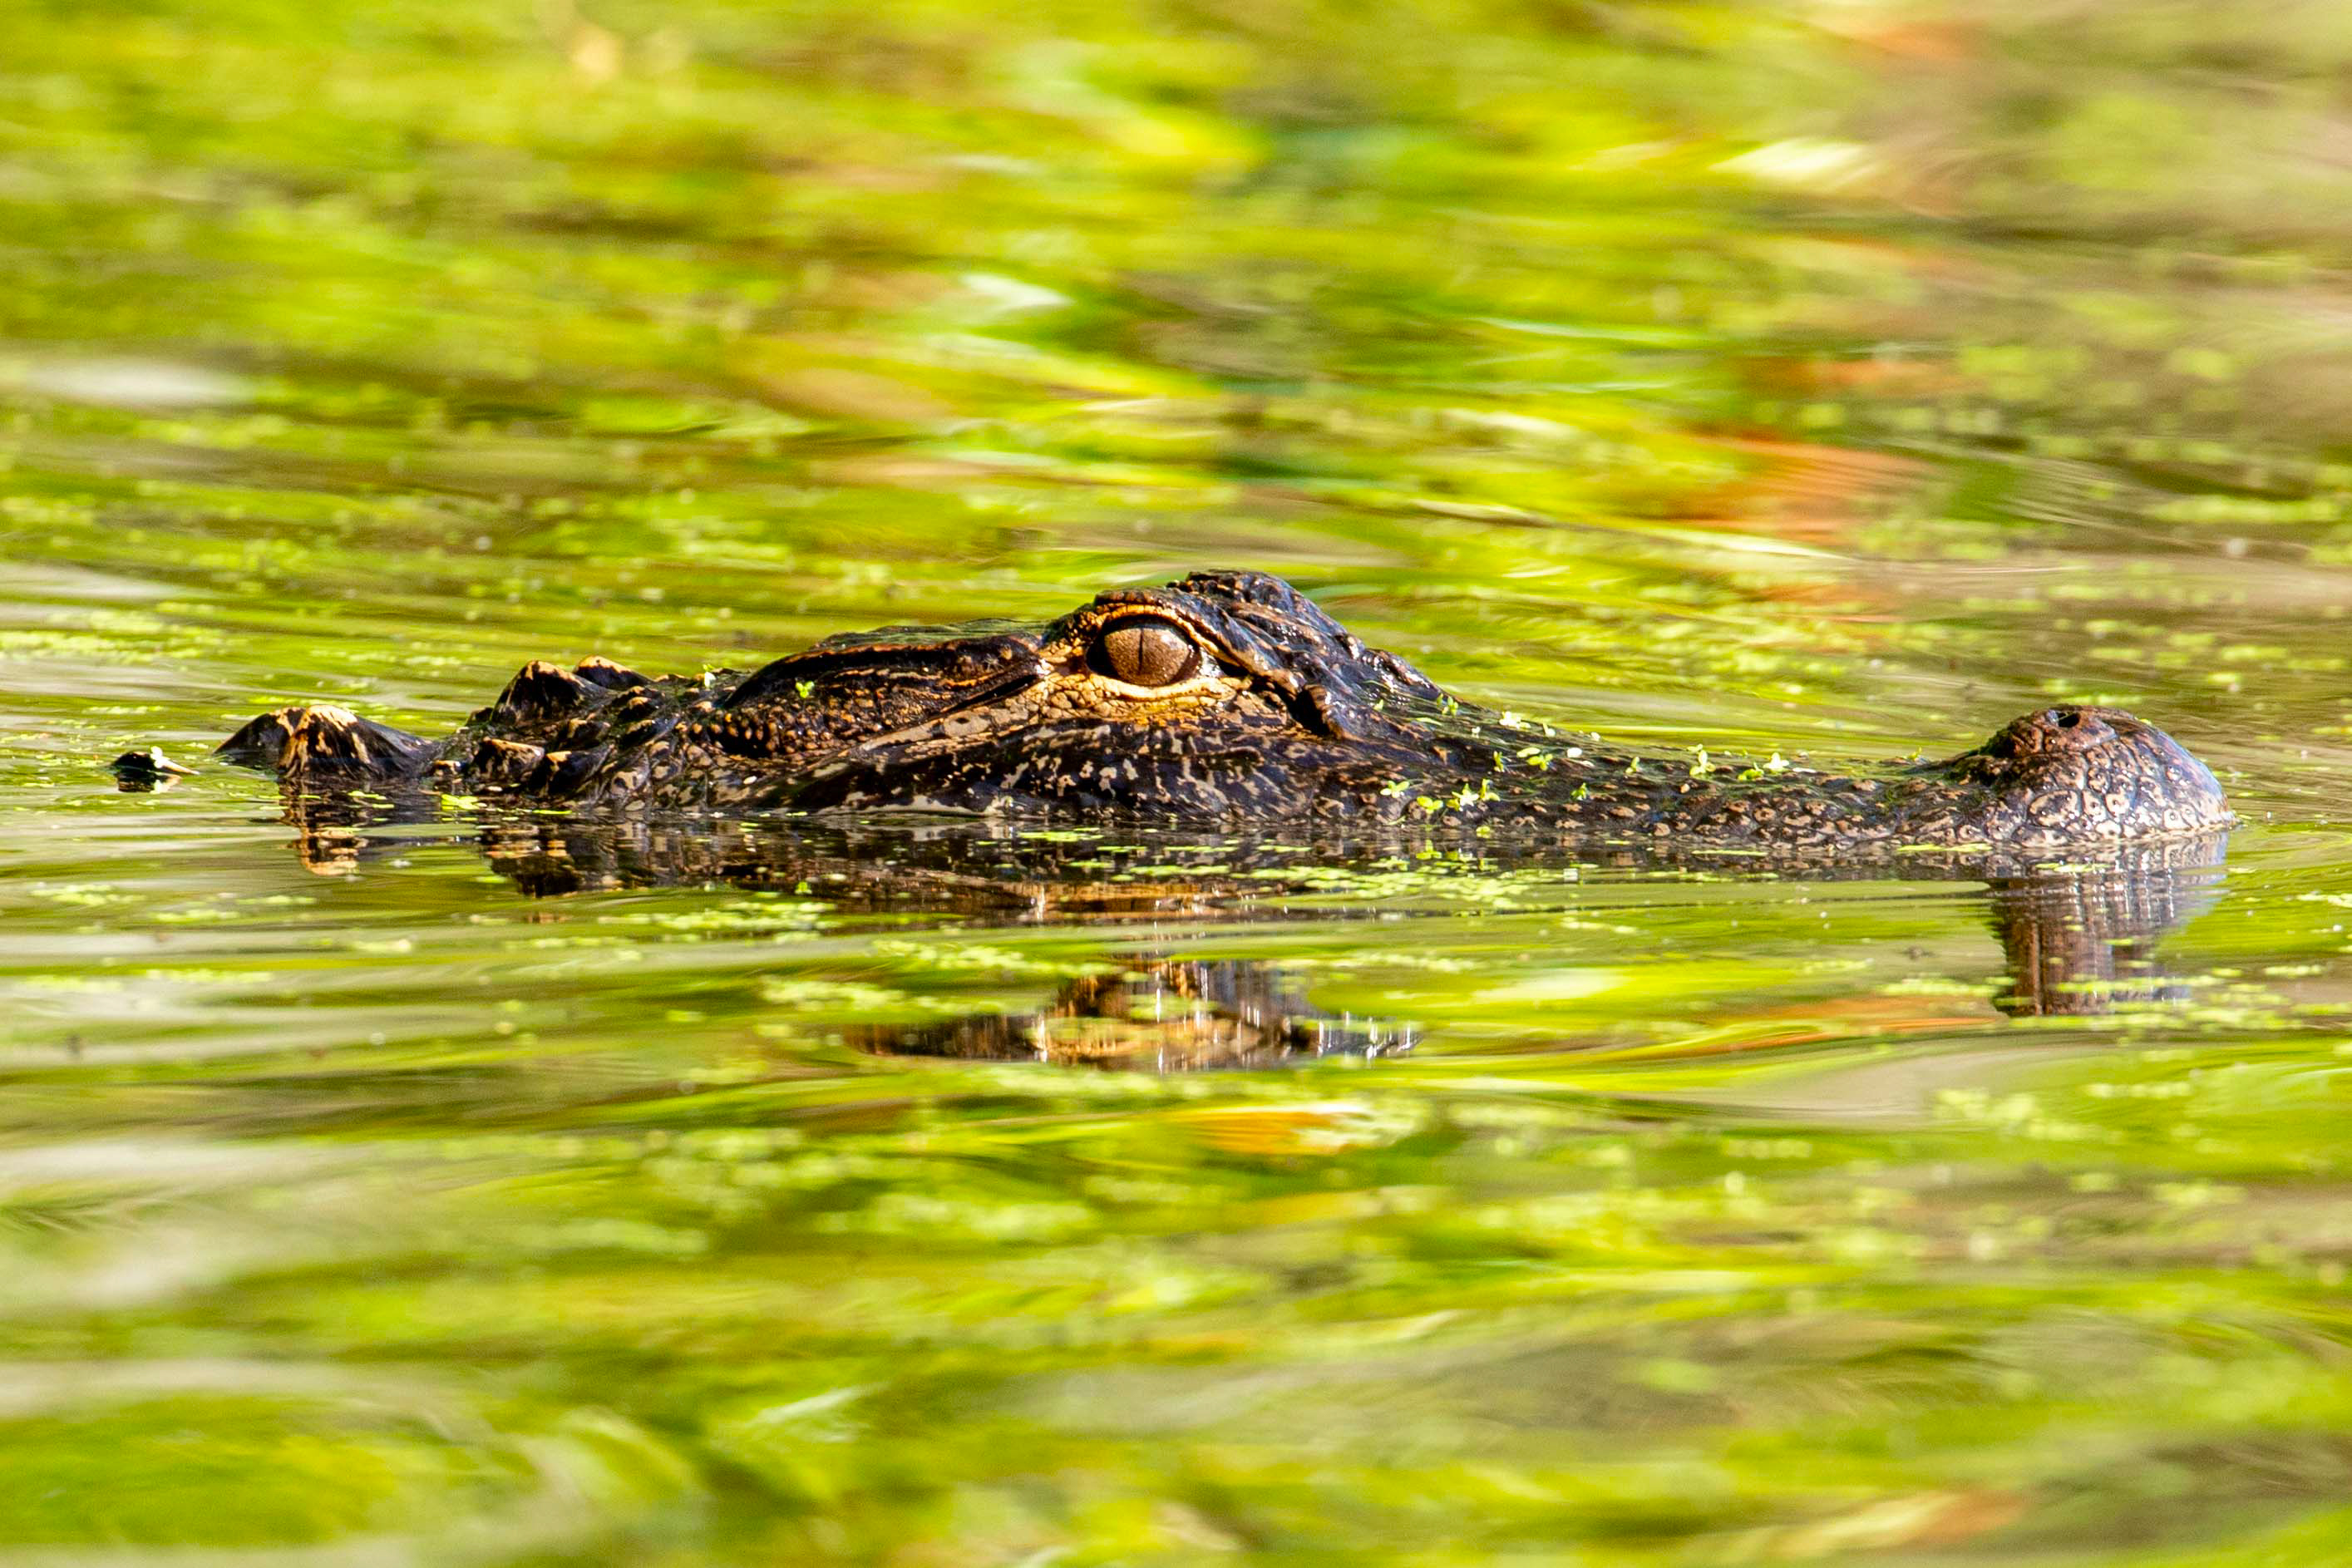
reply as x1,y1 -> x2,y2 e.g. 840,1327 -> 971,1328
1286,683 -> 1362,742
215,705 -> 433,783
1284,680 -> 1427,746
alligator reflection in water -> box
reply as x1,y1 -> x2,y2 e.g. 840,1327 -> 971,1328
1984,863 -> 2219,1017
249,793 -> 2226,1050
846,959 -> 1419,1071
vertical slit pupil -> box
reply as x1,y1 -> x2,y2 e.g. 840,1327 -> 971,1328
1101,620 -> 1199,687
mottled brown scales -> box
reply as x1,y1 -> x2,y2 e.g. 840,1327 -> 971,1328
210,570 -> 2231,853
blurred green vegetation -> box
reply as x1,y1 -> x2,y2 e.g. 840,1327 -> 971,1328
13,0 -> 2352,1564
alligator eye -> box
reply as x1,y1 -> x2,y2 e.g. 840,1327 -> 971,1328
1092,617 -> 1201,688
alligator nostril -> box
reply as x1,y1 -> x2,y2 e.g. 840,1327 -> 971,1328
2054,710 -> 2081,729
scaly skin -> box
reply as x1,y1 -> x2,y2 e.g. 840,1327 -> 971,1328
210,570 -> 2231,852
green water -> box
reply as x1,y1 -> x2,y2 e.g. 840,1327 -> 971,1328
12,1 -> 2352,1561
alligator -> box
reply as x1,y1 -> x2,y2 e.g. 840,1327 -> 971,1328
170,570 -> 2228,852
845,957 -> 1422,1072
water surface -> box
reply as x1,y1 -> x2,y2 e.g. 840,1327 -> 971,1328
11,1 -> 2352,1561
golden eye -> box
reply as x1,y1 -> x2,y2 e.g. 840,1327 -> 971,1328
1093,617 -> 1201,688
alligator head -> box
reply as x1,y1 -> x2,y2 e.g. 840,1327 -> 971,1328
697,571 -> 1470,819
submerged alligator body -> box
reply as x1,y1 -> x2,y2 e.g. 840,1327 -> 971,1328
204,570 -> 2229,853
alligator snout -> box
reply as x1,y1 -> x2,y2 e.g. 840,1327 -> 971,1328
1980,705 -> 2135,757
1953,704 -> 2229,843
